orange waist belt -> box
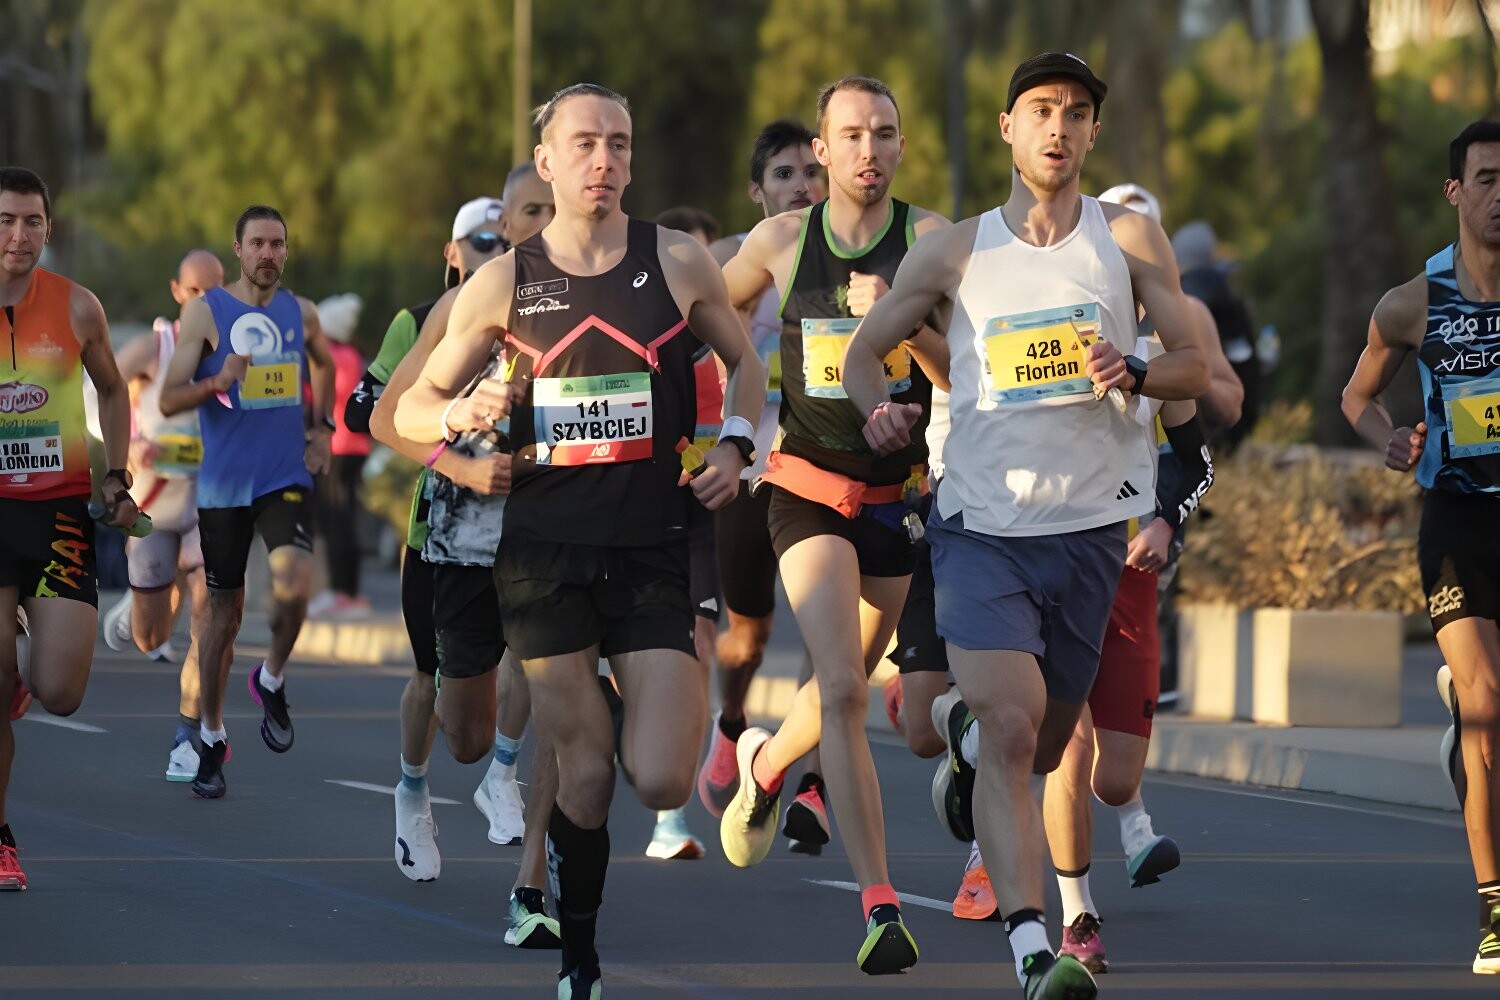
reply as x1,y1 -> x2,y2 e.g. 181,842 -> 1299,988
756,450 -> 927,519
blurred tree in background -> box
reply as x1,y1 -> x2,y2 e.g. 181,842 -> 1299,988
2,0 -> 1495,439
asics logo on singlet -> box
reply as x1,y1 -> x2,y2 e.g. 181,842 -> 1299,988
517,296 -> 570,316
633,271 -> 648,288
0,381 -> 48,413
228,313 -> 285,358
1430,584 -> 1466,619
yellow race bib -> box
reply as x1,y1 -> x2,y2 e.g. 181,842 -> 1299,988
1445,377 -> 1500,458
980,303 -> 1104,405
240,354 -> 300,410
801,317 -> 912,400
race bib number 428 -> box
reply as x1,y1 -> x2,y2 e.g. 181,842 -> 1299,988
980,303 -> 1105,405
532,371 -> 653,466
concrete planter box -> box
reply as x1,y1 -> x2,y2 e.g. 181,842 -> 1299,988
1177,603 -> 1254,720
1250,608 -> 1402,727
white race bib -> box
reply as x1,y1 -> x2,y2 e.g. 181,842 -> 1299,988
532,371 -> 653,466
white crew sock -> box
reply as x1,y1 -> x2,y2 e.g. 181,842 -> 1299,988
258,664 -> 284,692
1057,867 -> 1096,925
960,720 -> 980,768
1117,793 -> 1153,855
200,725 -> 227,747
1007,918 -> 1051,984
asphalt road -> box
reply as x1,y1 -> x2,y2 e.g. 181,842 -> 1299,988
2,629 -> 1489,998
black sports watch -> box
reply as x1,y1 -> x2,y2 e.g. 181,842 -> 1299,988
720,434 -> 756,467
1123,355 -> 1149,395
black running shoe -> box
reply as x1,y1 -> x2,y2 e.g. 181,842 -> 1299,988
782,772 -> 831,848
192,739 -> 228,799
857,903 -> 919,975
1021,950 -> 1098,999
930,698 -> 976,842
558,960 -> 602,999
248,664 -> 294,753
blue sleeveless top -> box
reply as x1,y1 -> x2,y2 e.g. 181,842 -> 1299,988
1416,244 -> 1500,495
195,287 -> 312,508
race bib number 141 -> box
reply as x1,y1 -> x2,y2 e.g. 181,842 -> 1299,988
533,371 -> 654,466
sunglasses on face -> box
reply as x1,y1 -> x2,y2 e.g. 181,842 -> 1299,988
466,231 -> 506,254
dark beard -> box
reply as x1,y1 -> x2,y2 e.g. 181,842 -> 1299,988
836,175 -> 888,206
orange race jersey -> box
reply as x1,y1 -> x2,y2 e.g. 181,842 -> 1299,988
0,268 -> 91,500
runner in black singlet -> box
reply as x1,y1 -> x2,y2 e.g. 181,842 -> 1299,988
394,84 -> 765,1000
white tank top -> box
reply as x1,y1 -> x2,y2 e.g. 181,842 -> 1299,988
936,198 -> 1155,536
926,387 -> 950,480
135,318 -> 203,478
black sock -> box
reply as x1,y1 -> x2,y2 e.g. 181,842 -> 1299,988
719,712 -> 747,741
0,824 -> 15,849
547,804 -> 609,971
1479,880 -> 1500,930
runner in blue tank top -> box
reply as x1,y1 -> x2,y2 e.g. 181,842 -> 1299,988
159,205 -> 335,800
1342,120 -> 1500,976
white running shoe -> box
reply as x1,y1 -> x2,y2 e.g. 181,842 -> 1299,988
394,781 -> 440,881
101,592 -> 133,652
474,759 -> 525,845
149,640 -> 177,663
1438,664 -> 1455,715
165,739 -> 198,782
645,808 -> 704,860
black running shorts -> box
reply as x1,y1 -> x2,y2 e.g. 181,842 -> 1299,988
766,484 -> 916,578
401,547 -> 439,677
715,480 -> 777,619
889,533 -> 948,675
1419,488 -> 1500,634
198,486 -> 314,591
433,562 -> 505,680
0,494 -> 98,607
494,535 -> 695,661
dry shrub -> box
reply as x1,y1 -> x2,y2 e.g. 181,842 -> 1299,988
1178,435 -> 1423,613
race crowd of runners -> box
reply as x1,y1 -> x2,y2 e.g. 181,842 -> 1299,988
3,49 -> 1500,999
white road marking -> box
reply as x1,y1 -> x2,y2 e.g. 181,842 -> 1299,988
1146,773 -> 1463,828
324,779 -> 461,805
804,878 -> 951,913
19,714 -> 106,733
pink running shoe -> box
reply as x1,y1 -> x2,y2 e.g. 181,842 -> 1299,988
1059,912 -> 1108,975
697,712 -> 741,818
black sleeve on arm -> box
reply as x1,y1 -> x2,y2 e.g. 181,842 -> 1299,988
1156,414 -> 1214,530
342,368 -> 384,434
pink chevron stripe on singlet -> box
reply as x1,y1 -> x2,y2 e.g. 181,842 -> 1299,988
507,314 -> 688,377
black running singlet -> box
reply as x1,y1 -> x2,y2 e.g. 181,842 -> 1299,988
779,198 -> 932,485
505,219 -> 697,546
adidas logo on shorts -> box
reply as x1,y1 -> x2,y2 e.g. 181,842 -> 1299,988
1116,480 -> 1140,501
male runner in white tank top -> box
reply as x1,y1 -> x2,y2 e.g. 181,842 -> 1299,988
845,53 -> 1208,999
102,249 -> 223,781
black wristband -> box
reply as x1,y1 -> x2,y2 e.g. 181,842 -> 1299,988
106,467 -> 131,488
1124,355 -> 1148,395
